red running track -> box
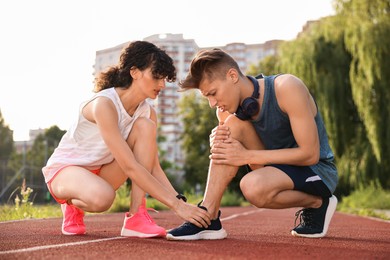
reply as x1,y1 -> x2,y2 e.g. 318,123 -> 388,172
0,206 -> 389,259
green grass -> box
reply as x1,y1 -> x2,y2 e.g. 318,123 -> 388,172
337,182 -> 390,220
1,181 -> 389,222
0,204 -> 62,222
0,179 -> 62,221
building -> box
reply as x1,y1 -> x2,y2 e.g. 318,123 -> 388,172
201,39 -> 283,74
245,40 -> 283,71
14,128 -> 46,154
93,34 -> 281,180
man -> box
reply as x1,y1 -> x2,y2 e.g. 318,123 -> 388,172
166,48 -> 338,240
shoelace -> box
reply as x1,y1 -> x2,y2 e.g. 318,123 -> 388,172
178,221 -> 196,229
146,207 -> 159,213
67,207 -> 83,226
140,207 -> 159,224
294,208 -> 316,228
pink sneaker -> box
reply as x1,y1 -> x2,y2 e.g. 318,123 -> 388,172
61,203 -> 86,235
121,202 -> 166,238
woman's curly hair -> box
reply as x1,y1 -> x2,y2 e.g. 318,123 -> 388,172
94,41 -> 176,92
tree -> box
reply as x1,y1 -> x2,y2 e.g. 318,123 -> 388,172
247,54 -> 282,76
0,110 -> 15,203
178,91 -> 218,190
273,0 -> 390,192
277,17 -> 370,194
7,125 -> 66,203
0,109 -> 14,161
339,0 -> 390,184
156,127 -> 180,189
27,126 -> 65,171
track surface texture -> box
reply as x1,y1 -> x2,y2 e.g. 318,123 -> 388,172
1,206 -> 389,259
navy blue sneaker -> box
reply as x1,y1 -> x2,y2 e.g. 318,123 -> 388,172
166,207 -> 227,241
291,195 -> 338,238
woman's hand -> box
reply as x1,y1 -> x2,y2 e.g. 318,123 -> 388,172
173,200 -> 211,228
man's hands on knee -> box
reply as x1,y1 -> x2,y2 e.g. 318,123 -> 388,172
210,123 -> 230,147
210,137 -> 248,166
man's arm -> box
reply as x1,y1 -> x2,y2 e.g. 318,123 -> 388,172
211,74 -> 319,167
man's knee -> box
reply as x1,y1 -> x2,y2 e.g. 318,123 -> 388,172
223,113 -> 245,126
222,113 -> 253,139
240,174 -> 268,207
216,110 -> 231,122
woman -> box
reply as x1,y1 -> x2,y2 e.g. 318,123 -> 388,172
42,41 -> 210,237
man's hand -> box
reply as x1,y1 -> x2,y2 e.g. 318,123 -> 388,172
210,137 -> 248,166
210,123 -> 230,148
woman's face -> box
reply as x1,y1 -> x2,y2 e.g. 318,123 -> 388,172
135,67 -> 166,99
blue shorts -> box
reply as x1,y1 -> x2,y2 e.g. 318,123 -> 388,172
270,164 -> 332,198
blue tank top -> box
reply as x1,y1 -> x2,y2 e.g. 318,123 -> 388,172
251,75 -> 338,193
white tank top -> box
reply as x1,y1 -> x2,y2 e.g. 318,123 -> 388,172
42,87 -> 151,183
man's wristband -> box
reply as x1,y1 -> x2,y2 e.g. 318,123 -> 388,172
176,194 -> 187,202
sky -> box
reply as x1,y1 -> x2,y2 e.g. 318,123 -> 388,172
0,0 -> 335,141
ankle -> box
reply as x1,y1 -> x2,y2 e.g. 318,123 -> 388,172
200,203 -> 219,219
129,201 -> 146,215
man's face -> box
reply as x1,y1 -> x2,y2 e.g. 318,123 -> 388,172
199,74 -> 240,114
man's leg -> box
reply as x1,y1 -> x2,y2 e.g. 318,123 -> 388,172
201,113 -> 266,218
240,167 -> 322,209
240,165 -> 337,238
166,113 -> 264,240
203,112 -> 322,212
202,113 -> 336,239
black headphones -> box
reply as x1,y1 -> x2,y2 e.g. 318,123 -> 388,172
235,74 -> 263,120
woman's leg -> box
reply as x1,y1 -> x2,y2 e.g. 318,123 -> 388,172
50,166 -> 116,212
99,117 -> 159,214
50,117 -> 159,214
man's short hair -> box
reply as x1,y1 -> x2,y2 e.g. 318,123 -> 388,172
179,48 -> 243,90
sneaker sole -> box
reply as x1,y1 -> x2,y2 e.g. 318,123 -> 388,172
121,228 -> 166,238
166,229 -> 227,241
291,195 -> 338,238
62,227 -> 86,235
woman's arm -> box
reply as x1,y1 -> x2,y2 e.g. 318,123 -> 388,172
90,97 -> 210,226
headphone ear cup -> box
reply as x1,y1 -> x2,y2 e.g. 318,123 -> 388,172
235,106 -> 248,120
241,97 -> 259,118
235,75 -> 261,120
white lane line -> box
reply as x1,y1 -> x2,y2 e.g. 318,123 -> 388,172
221,208 -> 264,221
0,208 -> 263,255
0,236 -> 125,255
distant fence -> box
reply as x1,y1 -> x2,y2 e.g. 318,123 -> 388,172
0,162 -> 52,204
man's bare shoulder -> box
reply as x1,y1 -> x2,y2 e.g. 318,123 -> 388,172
274,74 -> 306,91
274,74 -> 312,113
